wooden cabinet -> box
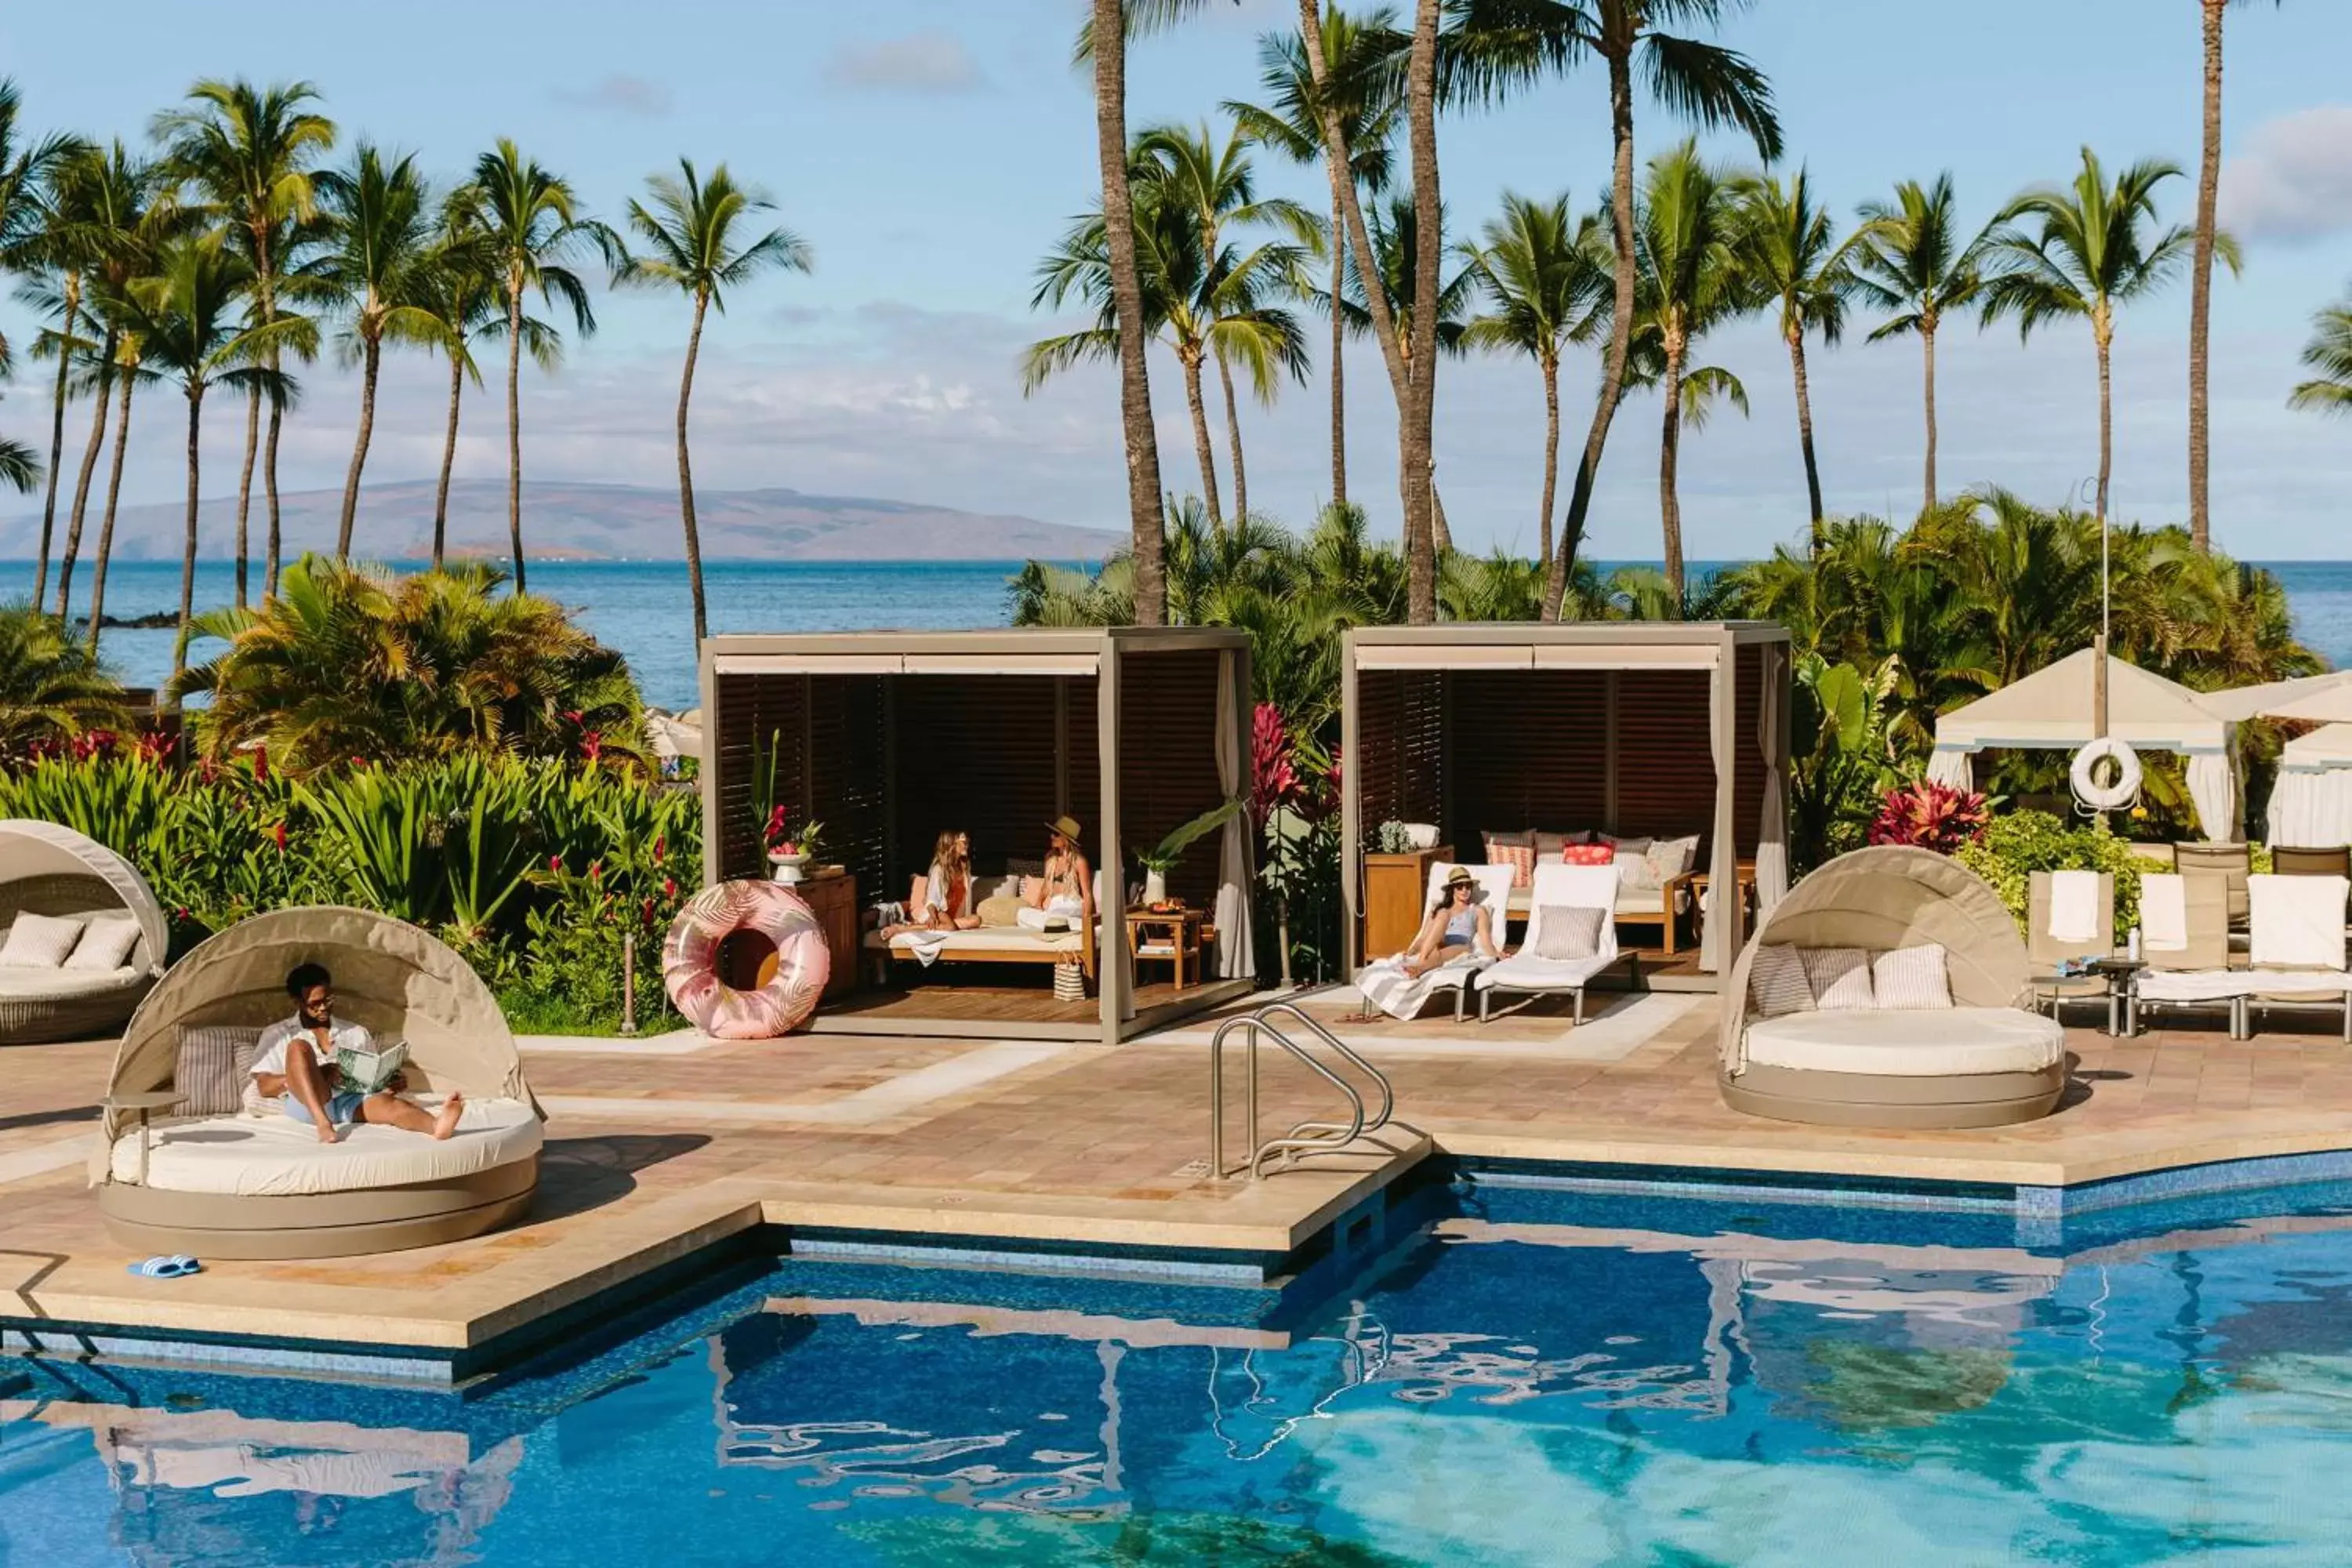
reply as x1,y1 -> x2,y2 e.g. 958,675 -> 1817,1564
734,870 -> 860,1001
1361,846 -> 1452,964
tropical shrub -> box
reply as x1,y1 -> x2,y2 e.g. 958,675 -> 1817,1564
0,604 -> 130,759
173,554 -> 646,772
1955,809 -> 2146,946
1867,780 -> 1990,854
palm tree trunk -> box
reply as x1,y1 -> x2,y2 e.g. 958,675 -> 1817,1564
1921,319 -> 1939,517
1181,350 -> 1225,529
1400,0 -> 1442,626
1660,338 -> 1686,609
1544,45 -> 1639,621
53,328 -> 111,621
2095,317 -> 2113,522
32,275 -> 79,609
234,384 -> 260,608
2189,0 -> 2225,553
1789,327 -> 1825,550
1093,0 -> 1167,627
677,288 -> 712,645
1329,191 -> 1348,508
252,222 -> 284,597
505,267 -> 527,594
337,335 -> 381,560
1537,356 -> 1560,571
172,388 -> 204,697
1430,473 -> 1452,557
1216,348 -> 1248,524
263,398 -> 285,597
86,369 -> 135,656
435,354 -> 463,571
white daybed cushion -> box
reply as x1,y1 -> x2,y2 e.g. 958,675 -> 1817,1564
0,963 -> 140,998
864,928 -> 1082,956
111,1096 -> 541,1196
1743,1007 -> 2063,1077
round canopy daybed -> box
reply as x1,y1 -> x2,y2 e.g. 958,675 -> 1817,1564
0,818 -> 169,1044
93,906 -> 545,1259
1719,846 -> 2067,1130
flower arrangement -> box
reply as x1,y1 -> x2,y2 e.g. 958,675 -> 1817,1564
1867,779 -> 1991,855
763,804 -> 823,863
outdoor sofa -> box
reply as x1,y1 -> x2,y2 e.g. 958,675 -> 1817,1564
0,818 -> 169,1044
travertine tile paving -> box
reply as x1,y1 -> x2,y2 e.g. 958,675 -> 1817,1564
6,987 -> 2352,1359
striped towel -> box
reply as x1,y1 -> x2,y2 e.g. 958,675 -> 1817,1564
1354,952 -> 1488,1021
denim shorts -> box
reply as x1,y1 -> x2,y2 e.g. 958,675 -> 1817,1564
282,1091 -> 368,1127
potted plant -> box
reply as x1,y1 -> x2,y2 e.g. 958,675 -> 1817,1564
764,806 -> 824,884
1134,798 -> 1243,907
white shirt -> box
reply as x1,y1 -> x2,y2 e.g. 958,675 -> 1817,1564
251,1014 -> 373,1080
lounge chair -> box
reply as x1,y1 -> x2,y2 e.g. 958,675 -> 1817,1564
1352,862 -> 1513,1022
1718,846 -> 2066,1129
2274,845 -> 2352,879
93,906 -> 544,1259
2241,873 -> 2352,1040
0,818 -> 169,1044
2027,869 -> 2114,1022
2130,873 -> 2238,1034
2175,840 -> 2252,930
1477,863 -> 1625,1024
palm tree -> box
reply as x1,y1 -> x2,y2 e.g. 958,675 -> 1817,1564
315,144 -> 441,561
1851,174 -> 1987,517
0,82 -> 85,604
1461,191 -> 1610,569
1737,169 -> 1857,548
415,205 -> 505,571
116,230 -> 291,693
0,602 -> 127,757
619,159 -> 811,644
1631,141 -> 1755,604
2190,1 -> 2280,553
1229,5 -> 1405,509
456,140 -> 608,594
2288,291 -> 2352,416
1980,147 -> 2212,521
1441,0 -> 1780,619
152,79 -> 335,608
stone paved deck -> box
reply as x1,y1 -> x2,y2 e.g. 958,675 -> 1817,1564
6,988 -> 2352,1366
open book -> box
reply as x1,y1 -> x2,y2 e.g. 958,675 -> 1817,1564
335,1040 -> 408,1095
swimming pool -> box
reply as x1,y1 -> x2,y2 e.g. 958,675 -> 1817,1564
9,1171 -> 2352,1566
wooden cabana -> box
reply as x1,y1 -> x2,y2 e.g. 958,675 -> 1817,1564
1341,623 -> 1793,985
699,628 -> 1255,1043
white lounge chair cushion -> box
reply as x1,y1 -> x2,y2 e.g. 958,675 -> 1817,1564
64,915 -> 143,971
864,927 -> 1083,955
1749,944 -> 1814,1018
0,963 -> 140,998
1799,947 -> 1877,1010
0,911 -> 85,968
2250,874 -> 2350,970
2137,968 -> 2352,1001
1743,1007 -> 2063,1077
1483,951 -> 1613,992
1870,944 -> 1954,1010
111,1095 -> 541,1196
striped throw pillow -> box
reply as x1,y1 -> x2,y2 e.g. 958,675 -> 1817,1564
1482,833 -> 1537,889
176,1025 -> 263,1117
1532,906 -> 1607,960
1798,947 -> 1877,1011
1749,944 -> 1813,1017
1871,944 -> 1953,1010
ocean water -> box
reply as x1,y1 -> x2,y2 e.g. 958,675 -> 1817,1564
10,557 -> 2352,713
14,1173 -> 2352,1565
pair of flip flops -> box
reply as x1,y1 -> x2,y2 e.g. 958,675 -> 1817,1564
127,1254 -> 203,1279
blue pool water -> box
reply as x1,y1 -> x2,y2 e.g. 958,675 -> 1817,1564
12,1173 -> 2352,1565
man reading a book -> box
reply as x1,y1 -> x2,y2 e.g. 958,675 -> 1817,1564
251,961 -> 466,1145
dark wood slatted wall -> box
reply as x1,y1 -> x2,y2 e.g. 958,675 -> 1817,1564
891,676 -> 1065,887
1355,670 -> 1446,841
1613,670 -> 1719,846
1066,676 -> 1102,847
1444,670 -> 1609,842
1733,645 -> 1769,855
1120,649 -> 1225,909
712,674 -> 808,881
808,675 -> 888,896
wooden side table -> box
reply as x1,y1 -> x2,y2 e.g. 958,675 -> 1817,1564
740,870 -> 858,1000
1127,907 -> 1207,991
1363,845 -> 1453,962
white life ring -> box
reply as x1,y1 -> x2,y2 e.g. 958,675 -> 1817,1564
2071,738 -> 2142,811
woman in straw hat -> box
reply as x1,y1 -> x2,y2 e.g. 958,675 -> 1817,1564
1018,815 -> 1095,935
1344,864 -> 1501,1021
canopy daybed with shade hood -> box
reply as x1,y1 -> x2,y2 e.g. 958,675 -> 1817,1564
1719,846 -> 2067,1129
93,906 -> 543,1259
0,818 -> 169,1044
1923,649 -> 2241,839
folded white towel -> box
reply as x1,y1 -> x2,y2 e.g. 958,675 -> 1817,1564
1017,896 -> 1083,933
2049,869 -> 2101,945
2142,873 -> 2187,953
2250,873 -> 2350,970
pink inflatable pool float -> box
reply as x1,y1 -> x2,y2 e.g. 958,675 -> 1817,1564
663,880 -> 832,1038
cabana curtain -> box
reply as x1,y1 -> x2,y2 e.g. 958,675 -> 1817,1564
1755,644 -> 1789,911
1214,651 -> 1257,981
2266,724 -> 2352,848
2185,749 -> 2241,842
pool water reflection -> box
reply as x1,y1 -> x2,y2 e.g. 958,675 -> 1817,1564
12,1174 -> 2352,1565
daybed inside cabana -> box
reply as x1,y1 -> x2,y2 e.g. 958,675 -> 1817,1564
1340,623 -> 1792,988
93,906 -> 544,1259
1718,846 -> 2067,1129
0,818 -> 169,1044
699,628 -> 1257,1043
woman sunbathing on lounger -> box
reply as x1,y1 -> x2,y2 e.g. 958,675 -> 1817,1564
1344,867 -> 1501,1022
883,830 -> 978,937
250,962 -> 464,1145
1020,815 -> 1095,933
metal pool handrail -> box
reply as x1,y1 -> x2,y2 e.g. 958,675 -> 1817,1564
1208,1003 -> 1396,1181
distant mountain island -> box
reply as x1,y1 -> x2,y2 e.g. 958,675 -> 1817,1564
0,478 -> 1121,563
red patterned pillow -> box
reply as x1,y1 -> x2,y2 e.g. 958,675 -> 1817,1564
1561,842 -> 1615,867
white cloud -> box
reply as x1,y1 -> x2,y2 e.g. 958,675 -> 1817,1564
551,74 -> 673,118
822,32 -> 985,95
2218,105 -> 2352,243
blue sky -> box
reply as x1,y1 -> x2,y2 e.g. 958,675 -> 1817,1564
4,0 -> 2351,559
